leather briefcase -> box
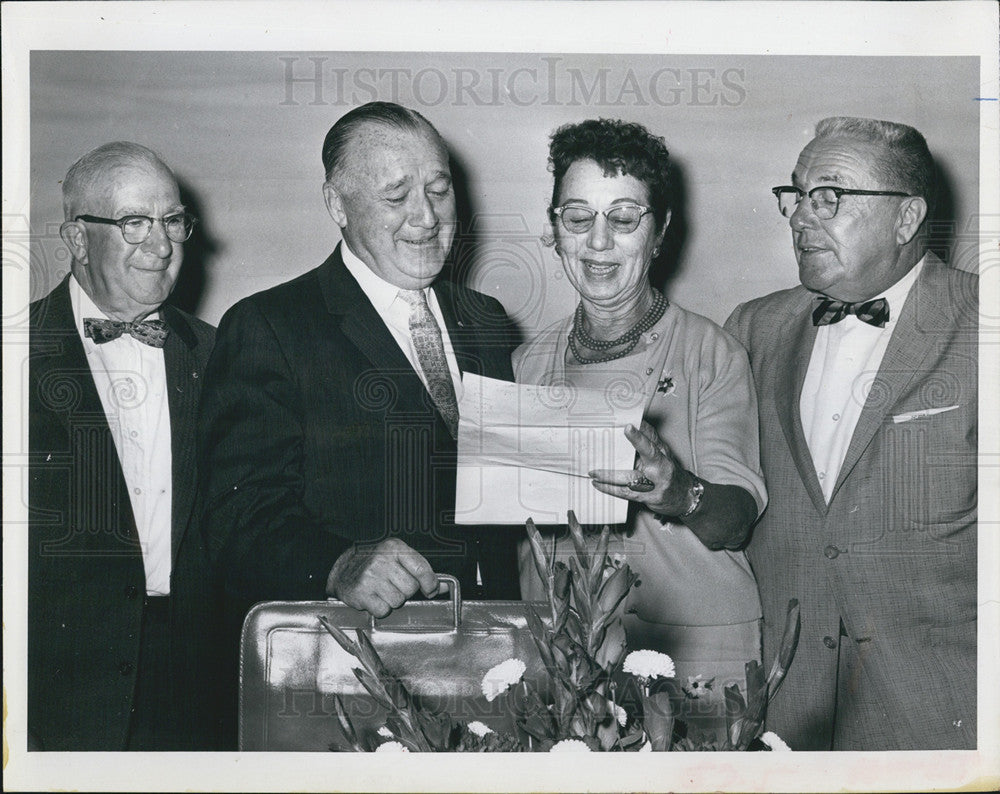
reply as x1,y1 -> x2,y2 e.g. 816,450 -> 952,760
239,576 -> 546,751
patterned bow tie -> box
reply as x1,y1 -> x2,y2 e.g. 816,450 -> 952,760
83,317 -> 169,347
812,296 -> 889,328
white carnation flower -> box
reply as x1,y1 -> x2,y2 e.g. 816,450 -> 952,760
466,720 -> 493,738
376,725 -> 393,739
760,731 -> 791,751
481,658 -> 527,702
623,650 -> 676,681
374,741 -> 409,753
549,739 -> 592,752
613,703 -> 628,727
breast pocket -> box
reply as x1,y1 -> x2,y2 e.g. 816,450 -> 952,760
879,402 -> 976,526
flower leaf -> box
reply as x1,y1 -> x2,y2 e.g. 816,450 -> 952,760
732,661 -> 767,750
588,524 -> 611,589
595,565 -> 636,622
329,694 -> 366,752
724,683 -> 747,749
524,518 -> 552,589
566,510 -> 589,557
351,667 -> 395,711
568,557 -> 592,629
766,599 -> 801,703
319,615 -> 362,659
594,619 -> 627,670
641,690 -> 674,751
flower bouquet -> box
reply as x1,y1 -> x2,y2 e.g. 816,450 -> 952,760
321,512 -> 800,752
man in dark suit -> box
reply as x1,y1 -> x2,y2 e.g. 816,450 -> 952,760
199,102 -> 520,624
725,117 -> 977,750
28,142 -> 222,750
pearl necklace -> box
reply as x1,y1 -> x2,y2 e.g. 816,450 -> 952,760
569,291 -> 668,364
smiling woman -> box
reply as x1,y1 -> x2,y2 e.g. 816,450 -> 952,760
514,118 -> 769,744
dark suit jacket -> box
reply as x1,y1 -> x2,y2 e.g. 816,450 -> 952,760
199,246 -> 521,610
725,254 -> 977,750
28,276 -> 222,750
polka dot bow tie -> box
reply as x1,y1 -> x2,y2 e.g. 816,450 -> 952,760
811,296 -> 889,329
83,317 -> 169,347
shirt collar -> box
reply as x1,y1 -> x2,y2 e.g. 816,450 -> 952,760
878,254 -> 925,326
340,241 -> 430,312
69,273 -> 161,347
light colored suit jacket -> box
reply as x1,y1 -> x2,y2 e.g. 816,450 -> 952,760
725,254 -> 977,750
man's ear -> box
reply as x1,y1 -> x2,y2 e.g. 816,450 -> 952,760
895,196 -> 928,246
322,180 -> 348,228
59,220 -> 89,264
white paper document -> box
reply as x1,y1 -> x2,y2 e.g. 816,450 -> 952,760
455,374 -> 645,526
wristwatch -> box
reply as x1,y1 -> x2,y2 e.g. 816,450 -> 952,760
680,472 -> 705,517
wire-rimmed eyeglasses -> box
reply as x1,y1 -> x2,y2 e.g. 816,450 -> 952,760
551,203 -> 653,234
75,213 -> 198,244
771,186 -> 910,220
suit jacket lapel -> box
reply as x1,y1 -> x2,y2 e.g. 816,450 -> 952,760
33,277 -> 141,544
163,306 -> 202,564
434,280 -> 482,376
773,294 -> 829,514
31,279 -> 105,433
318,245 -> 433,415
829,258 -> 941,502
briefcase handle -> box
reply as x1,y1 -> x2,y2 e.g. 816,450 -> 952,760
369,574 -> 461,632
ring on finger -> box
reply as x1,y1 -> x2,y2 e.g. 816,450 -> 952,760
627,473 -> 655,492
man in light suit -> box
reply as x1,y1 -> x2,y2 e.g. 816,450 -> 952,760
725,117 -> 976,750
199,102 -> 520,627
28,142 -> 223,749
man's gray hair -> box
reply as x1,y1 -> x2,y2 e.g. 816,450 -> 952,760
62,141 -> 173,220
815,116 -> 936,214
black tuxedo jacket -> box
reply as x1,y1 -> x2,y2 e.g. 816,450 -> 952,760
199,246 -> 522,607
28,276 -> 221,750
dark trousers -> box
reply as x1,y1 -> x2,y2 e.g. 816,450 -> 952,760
126,596 -> 185,751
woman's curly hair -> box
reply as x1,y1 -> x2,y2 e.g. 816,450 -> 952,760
548,118 -> 671,230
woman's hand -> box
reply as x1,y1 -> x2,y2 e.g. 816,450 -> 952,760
588,421 -> 695,517
589,421 -> 758,550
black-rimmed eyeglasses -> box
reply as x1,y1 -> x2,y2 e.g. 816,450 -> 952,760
771,186 -> 910,220
551,203 -> 653,234
75,213 -> 198,244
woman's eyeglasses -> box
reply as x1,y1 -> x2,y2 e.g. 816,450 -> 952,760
551,203 -> 653,234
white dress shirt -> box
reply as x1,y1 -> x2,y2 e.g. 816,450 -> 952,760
70,276 -> 173,595
800,257 -> 924,503
340,243 -> 463,401
341,244 -> 479,584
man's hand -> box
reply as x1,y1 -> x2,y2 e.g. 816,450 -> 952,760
326,538 -> 439,617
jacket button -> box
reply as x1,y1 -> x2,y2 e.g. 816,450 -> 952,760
119,661 -> 134,675
125,585 -> 139,600
823,545 -> 840,559
823,636 -> 837,649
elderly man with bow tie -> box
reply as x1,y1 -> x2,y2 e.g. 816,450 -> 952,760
28,142 -> 223,750
725,117 -> 977,750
